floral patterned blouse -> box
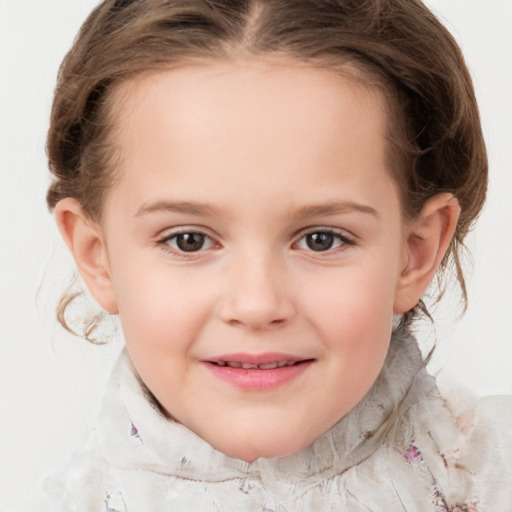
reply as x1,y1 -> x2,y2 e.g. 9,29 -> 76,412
42,332 -> 512,511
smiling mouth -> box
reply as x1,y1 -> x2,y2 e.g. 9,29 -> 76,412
209,360 -> 308,370
204,355 -> 314,389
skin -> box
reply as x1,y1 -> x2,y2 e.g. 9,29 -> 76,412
56,59 -> 460,462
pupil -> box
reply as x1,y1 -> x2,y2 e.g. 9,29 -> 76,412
306,232 -> 334,251
176,233 -> 205,252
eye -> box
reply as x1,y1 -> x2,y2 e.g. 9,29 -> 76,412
160,231 -> 215,253
295,230 -> 352,252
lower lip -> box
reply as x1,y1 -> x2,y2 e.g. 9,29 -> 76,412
204,361 -> 312,390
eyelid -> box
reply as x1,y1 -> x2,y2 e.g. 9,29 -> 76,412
292,227 -> 356,252
155,226 -> 221,255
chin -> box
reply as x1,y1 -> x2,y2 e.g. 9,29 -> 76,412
211,431 -> 313,462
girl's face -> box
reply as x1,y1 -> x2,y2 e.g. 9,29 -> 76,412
98,60 -> 409,461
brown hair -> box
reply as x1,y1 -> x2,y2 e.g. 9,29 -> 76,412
47,0 -> 487,338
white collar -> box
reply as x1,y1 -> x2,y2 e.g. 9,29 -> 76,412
97,330 -> 435,488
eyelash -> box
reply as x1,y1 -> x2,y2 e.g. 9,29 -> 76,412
293,228 -> 355,254
155,227 -> 355,257
155,228 -> 217,257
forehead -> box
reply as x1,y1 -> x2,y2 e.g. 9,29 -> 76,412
104,58 -> 394,217
111,57 -> 388,149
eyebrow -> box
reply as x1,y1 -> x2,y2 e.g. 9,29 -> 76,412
135,200 -> 222,217
291,201 -> 379,219
135,199 -> 379,219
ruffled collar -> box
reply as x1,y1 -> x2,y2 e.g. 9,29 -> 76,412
97,330 -> 435,490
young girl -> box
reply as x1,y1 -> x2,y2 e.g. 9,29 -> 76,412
42,0 -> 511,510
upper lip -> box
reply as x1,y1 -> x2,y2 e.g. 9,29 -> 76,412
203,352 -> 314,369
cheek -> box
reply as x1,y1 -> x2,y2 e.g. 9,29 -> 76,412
301,260 -> 398,335
310,289 -> 393,366
298,255 -> 399,385
111,259 -> 211,354
297,272 -> 395,428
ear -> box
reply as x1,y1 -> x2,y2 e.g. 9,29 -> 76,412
394,193 -> 460,313
54,198 -> 119,314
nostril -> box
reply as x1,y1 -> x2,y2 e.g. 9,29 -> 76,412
227,317 -> 287,329
218,283 -> 296,328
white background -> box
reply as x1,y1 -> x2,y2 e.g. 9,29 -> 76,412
0,1 -> 511,510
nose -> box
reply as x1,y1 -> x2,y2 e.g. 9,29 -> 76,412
218,250 -> 296,330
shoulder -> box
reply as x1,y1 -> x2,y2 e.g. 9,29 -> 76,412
472,394 -> 512,430
457,395 -> 512,500
444,392 -> 512,458
417,390 -> 512,509
40,431 -> 123,512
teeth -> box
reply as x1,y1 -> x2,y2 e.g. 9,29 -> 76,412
215,360 -> 298,369
258,362 -> 279,370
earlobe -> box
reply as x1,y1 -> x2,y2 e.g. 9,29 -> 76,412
54,198 -> 119,314
394,193 -> 461,314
